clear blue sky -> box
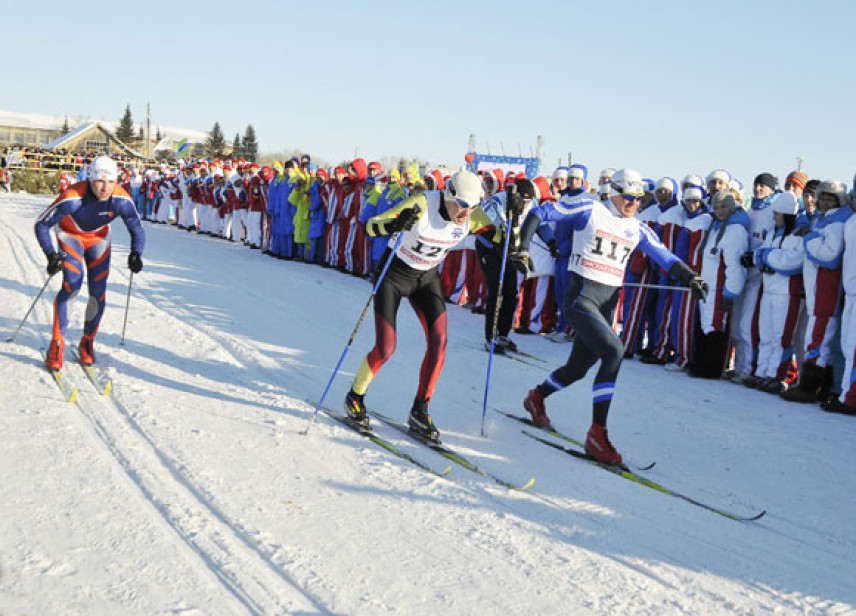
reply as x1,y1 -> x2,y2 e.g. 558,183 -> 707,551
5,0 -> 854,187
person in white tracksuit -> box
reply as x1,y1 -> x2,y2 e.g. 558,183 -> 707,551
729,172 -> 778,383
690,191 -> 749,378
822,208 -> 856,414
783,181 -> 853,403
744,192 -> 804,393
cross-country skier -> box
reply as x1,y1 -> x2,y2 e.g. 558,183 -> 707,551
343,170 -> 501,442
511,168 -> 708,464
35,155 -> 146,370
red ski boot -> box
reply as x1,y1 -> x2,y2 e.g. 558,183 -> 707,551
46,337 -> 64,370
78,335 -> 96,366
523,388 -> 552,428
585,423 -> 623,465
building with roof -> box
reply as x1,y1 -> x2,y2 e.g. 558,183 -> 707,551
0,109 -> 209,160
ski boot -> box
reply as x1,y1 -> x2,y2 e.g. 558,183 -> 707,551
78,334 -> 96,366
523,387 -> 552,428
497,335 -> 518,353
485,339 -> 506,355
344,389 -> 370,429
46,337 -> 65,371
585,423 -> 623,465
408,399 -> 440,443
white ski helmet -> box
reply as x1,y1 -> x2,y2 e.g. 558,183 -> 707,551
89,156 -> 119,182
609,168 -> 645,198
446,170 -> 484,208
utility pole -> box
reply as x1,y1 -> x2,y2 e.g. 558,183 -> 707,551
796,156 -> 804,171
146,103 -> 151,160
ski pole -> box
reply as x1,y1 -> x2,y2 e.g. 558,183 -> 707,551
480,205 -> 517,436
6,274 -> 54,343
623,282 -> 690,293
119,272 -> 134,346
302,208 -> 417,435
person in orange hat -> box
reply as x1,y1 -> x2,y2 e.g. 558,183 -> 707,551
338,159 -> 368,275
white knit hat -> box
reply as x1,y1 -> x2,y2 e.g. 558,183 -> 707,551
771,191 -> 799,215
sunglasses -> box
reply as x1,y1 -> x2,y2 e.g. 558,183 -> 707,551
613,185 -> 643,202
455,197 -> 475,209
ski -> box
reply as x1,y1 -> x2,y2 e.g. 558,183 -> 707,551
320,408 -> 452,478
480,344 -> 545,369
505,348 -> 548,364
46,365 -> 79,402
369,409 -> 535,491
495,410 -> 655,471
71,348 -> 112,396
521,429 -> 766,522
40,347 -> 79,402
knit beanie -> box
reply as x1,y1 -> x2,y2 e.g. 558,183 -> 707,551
785,171 -> 809,190
754,172 -> 778,191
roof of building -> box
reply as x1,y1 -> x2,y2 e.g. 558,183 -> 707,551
0,109 -> 208,143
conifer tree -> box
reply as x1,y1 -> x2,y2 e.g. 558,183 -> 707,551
242,125 -> 259,161
205,121 -> 226,156
116,105 -> 135,143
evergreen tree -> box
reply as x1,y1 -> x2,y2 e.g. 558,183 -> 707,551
242,124 -> 259,161
61,117 -> 70,134
232,133 -> 243,158
205,121 -> 226,156
117,104 -> 135,143
156,126 -> 162,142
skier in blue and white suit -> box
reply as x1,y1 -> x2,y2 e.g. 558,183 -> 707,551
510,168 -> 708,465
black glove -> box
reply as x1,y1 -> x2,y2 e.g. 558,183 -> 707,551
506,187 -> 524,218
46,251 -> 64,276
688,276 -> 709,301
547,239 -> 560,259
391,207 -> 419,232
508,250 -> 533,275
721,296 -> 734,312
128,251 -> 143,273
740,251 -> 755,268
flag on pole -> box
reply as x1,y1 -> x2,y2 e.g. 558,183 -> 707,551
173,138 -> 189,155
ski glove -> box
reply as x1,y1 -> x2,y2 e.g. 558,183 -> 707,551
128,251 -> 143,273
547,239 -> 560,259
506,188 -> 524,218
740,251 -> 755,268
508,250 -> 534,275
391,207 -> 420,232
688,276 -> 709,301
46,251 -> 64,276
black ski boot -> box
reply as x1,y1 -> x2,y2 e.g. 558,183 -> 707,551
408,399 -> 440,443
344,389 -> 370,429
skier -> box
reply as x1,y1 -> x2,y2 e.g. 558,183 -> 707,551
511,169 -> 708,464
35,155 -> 146,370
343,170 -> 500,442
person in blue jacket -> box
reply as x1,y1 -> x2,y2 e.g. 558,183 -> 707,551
35,155 -> 145,370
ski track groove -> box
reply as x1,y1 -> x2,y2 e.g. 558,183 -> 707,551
62,367 -> 330,615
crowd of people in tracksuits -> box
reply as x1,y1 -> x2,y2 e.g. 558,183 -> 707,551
100,154 -> 856,417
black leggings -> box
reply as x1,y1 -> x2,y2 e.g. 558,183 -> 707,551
476,240 -> 519,340
540,273 -> 624,426
364,257 -> 448,403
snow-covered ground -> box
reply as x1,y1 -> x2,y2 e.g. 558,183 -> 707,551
1,192 -> 854,616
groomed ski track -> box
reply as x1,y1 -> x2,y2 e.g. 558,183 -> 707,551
1,193 -> 854,615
